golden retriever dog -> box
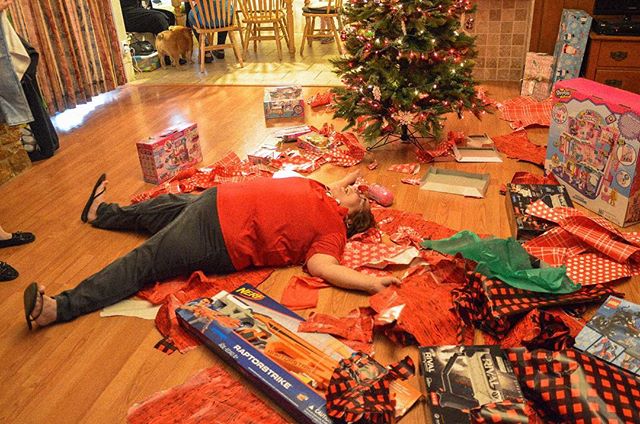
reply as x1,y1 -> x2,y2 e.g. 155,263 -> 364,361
156,26 -> 194,67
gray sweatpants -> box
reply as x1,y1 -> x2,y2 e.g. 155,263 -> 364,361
55,188 -> 235,322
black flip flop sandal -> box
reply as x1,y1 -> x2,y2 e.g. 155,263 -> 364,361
23,282 -> 44,330
81,173 -> 107,223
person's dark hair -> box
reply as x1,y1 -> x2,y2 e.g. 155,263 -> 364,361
345,206 -> 375,238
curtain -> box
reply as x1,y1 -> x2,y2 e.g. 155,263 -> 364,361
8,0 -> 127,115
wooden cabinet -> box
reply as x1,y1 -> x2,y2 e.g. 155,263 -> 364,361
584,33 -> 640,94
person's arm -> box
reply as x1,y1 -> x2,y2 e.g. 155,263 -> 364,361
306,253 -> 400,294
327,170 -> 361,193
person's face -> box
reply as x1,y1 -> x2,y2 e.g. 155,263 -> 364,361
333,184 -> 367,214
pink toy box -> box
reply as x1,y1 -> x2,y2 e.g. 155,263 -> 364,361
136,123 -> 202,184
545,78 -> 640,227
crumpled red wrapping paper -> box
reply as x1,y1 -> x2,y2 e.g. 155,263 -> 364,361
496,308 -> 584,351
280,275 -> 330,310
370,270 -> 473,346
524,200 -> 640,284
131,152 -> 273,203
373,208 -> 458,242
498,96 -> 553,129
469,400 -> 543,424
414,131 -> 463,163
506,348 -> 640,423
127,365 -> 288,424
326,352 -> 415,424
499,171 -> 559,194
452,272 -> 620,338
308,91 -> 334,108
492,130 -> 547,166
139,269 -> 273,352
298,307 -> 375,351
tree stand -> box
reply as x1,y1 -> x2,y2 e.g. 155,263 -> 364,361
366,125 -> 429,151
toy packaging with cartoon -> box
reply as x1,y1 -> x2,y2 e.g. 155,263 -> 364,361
545,78 -> 640,226
505,183 -> 573,242
136,123 -> 202,184
419,345 -> 526,424
264,86 -> 305,120
176,284 -> 420,424
574,296 -> 640,377
550,9 -> 592,85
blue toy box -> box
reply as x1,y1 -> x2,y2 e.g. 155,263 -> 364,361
551,9 -> 592,84
264,86 -> 305,120
176,284 -> 420,424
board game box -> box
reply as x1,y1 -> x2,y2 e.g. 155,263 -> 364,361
505,183 -> 574,241
574,296 -> 640,376
419,345 -> 525,424
176,284 -> 421,424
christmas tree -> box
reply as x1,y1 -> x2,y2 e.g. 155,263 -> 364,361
332,0 -> 489,147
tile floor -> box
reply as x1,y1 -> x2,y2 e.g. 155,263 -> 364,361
132,0 -> 342,87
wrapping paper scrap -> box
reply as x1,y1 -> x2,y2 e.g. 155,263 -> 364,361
373,208 -> 459,242
422,230 -> 580,294
326,352 -> 414,424
387,162 -> 420,174
138,269 -> 273,352
414,131 -> 462,163
153,338 -> 178,355
469,400 -> 543,424
452,272 -> 619,338
367,160 -> 378,170
298,307 -> 374,343
131,152 -> 273,203
506,348 -> 640,423
475,88 -> 497,107
498,96 -> 553,129
499,171 -> 559,194
492,130 -> 547,167
400,178 -> 421,185
389,226 -> 424,249
270,149 -> 325,173
524,200 -> 640,284
280,275 -> 330,310
498,309 -> 583,351
317,124 -> 367,167
127,365 -> 288,424
341,241 -> 417,269
370,271 -> 473,346
308,91 -> 333,108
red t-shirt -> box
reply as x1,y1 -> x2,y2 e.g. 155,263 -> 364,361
217,177 -> 348,270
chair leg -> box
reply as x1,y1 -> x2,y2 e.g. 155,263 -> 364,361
200,37 -> 205,73
229,31 -> 244,67
329,18 -> 342,53
279,17 -> 289,46
309,17 -> 315,46
243,22 -> 252,56
300,17 -> 309,56
235,11 -> 245,48
274,21 -> 283,61
253,23 -> 259,53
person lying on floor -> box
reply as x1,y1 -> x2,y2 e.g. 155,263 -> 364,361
24,171 -> 400,329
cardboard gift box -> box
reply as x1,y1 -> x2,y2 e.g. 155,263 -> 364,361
551,9 -> 593,85
133,52 -> 161,72
521,52 -> 554,100
505,183 -> 573,242
264,86 -> 305,120
176,284 -> 421,424
136,123 -> 202,184
545,78 -> 640,227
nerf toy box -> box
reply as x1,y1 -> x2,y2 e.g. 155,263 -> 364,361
521,52 -> 554,100
264,86 -> 305,120
176,284 -> 420,424
419,345 -> 525,424
545,78 -> 640,226
505,183 -> 573,242
136,123 -> 202,184
574,296 -> 640,377
551,9 -> 592,85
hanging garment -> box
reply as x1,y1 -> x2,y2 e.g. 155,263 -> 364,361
0,11 -> 32,125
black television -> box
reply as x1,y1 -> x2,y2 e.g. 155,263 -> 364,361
593,0 -> 640,16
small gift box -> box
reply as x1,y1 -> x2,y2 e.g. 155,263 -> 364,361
136,123 -> 202,184
521,52 -> 554,100
133,52 -> 161,72
264,86 -> 305,120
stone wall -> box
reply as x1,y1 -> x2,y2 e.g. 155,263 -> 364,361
0,125 -> 31,185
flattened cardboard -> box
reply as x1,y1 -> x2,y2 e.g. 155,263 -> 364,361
420,168 -> 490,198
453,134 -> 502,163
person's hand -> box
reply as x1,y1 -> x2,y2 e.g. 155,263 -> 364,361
0,0 -> 14,12
368,276 -> 401,294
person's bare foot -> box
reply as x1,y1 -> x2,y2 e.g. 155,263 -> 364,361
31,284 -> 57,327
86,179 -> 108,223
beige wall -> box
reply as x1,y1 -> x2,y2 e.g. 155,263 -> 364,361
110,0 -> 135,81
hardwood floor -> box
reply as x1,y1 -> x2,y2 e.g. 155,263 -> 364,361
0,83 -> 638,424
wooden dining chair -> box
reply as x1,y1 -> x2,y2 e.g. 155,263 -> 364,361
240,0 -> 288,60
299,0 -> 343,56
189,0 -> 244,71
